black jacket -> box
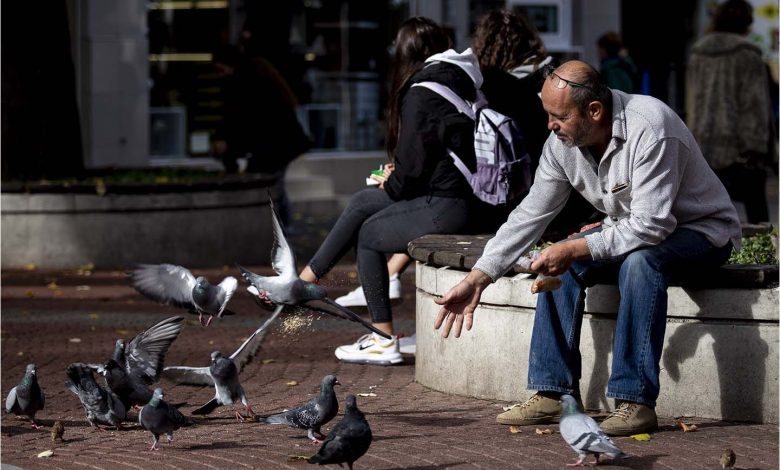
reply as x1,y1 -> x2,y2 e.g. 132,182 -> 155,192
479,67 -> 601,235
480,68 -> 549,173
383,62 -> 476,201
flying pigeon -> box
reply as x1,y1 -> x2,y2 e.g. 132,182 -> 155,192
5,363 -> 45,428
139,388 -> 192,451
308,394 -> 373,470
191,351 -> 254,421
559,394 -> 625,466
65,362 -> 127,429
131,263 -> 238,326
93,316 -> 184,409
238,200 -> 391,339
162,303 -> 284,387
262,374 -> 340,443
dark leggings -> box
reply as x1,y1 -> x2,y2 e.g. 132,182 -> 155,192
308,188 -> 470,324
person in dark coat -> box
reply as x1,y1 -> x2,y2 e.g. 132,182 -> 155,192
212,45 -> 312,226
299,17 -> 481,365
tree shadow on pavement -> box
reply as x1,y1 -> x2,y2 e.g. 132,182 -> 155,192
186,441 -> 264,450
384,464 -> 468,470
606,453 -> 665,469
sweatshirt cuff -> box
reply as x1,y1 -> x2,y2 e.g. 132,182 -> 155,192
471,260 -> 501,283
585,232 -> 607,260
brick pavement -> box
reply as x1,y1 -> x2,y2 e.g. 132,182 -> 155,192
1,265 -> 777,469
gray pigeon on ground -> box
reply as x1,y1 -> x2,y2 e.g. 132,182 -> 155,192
139,388 -> 192,451
559,394 -> 625,466
237,199 -> 390,339
131,263 -> 238,326
191,351 -> 254,421
262,374 -> 340,443
65,362 -> 127,429
93,316 -> 184,409
5,364 -> 45,428
162,303 -> 284,389
308,394 -> 373,470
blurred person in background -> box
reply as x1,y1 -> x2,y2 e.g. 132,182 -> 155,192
211,44 -> 311,227
685,0 -> 772,224
596,31 -> 640,94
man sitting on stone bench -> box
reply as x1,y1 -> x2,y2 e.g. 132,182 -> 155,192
433,60 -> 742,436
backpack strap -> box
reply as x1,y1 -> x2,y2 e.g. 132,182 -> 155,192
412,82 -> 476,120
411,81 -> 485,181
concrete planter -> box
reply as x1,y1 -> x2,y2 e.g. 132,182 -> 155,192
1,176 -> 280,269
415,263 -> 779,423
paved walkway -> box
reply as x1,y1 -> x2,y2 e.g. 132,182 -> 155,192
1,265 -> 777,469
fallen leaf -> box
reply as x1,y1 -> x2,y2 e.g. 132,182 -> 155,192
357,393 -> 377,397
509,426 -> 523,434
78,263 -> 95,271
68,338 -> 82,343
38,450 -> 54,458
287,455 -> 309,462
115,329 -> 130,336
630,433 -> 652,441
25,290 -> 34,298
88,313 -> 99,320
75,285 -> 91,291
286,380 -> 298,386
348,271 -> 358,279
261,359 -> 276,364
54,290 -> 64,296
674,419 -> 698,432
47,282 -> 59,290
17,351 -> 24,356
22,263 -> 37,271
535,428 -> 555,435
208,340 -> 215,345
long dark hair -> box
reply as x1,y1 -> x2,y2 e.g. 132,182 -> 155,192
385,17 -> 451,160
472,9 -> 546,73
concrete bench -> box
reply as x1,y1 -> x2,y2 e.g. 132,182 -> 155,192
408,232 -> 779,423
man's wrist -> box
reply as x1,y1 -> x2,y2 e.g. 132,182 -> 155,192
466,269 -> 493,289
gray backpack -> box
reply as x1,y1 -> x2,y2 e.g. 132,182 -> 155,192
413,81 -> 533,206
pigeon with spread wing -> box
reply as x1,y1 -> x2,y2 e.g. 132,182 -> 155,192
131,264 -> 238,327
92,316 -> 184,409
239,200 -> 390,339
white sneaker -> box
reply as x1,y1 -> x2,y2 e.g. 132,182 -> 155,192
334,333 -> 403,365
335,274 -> 402,307
398,334 -> 416,355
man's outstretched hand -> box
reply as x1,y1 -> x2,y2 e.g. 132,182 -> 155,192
433,270 -> 492,338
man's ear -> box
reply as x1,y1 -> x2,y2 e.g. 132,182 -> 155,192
587,101 -> 604,122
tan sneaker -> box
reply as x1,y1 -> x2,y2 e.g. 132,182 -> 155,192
600,401 -> 658,436
496,392 -> 581,426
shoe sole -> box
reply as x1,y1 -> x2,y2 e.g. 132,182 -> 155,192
496,415 -> 560,426
337,357 -> 404,366
334,298 -> 403,309
601,423 -> 658,436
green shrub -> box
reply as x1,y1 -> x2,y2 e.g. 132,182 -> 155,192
728,229 -> 778,265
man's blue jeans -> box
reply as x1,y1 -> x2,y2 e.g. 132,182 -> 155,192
527,228 -> 733,406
